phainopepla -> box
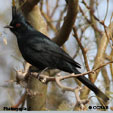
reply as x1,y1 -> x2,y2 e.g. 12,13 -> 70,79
5,7 -> 109,103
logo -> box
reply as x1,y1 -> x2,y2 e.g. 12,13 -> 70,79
88,106 -> 108,110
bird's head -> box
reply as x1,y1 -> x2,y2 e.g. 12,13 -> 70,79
4,7 -> 32,36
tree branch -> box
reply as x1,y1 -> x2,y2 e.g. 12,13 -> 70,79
15,60 -> 113,85
53,0 -> 79,46
19,0 -> 40,15
80,22 -> 113,100
73,27 -> 93,82
18,0 -> 48,110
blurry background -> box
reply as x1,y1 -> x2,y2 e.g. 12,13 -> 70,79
0,0 -> 113,111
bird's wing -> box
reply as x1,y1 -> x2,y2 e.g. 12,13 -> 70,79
28,34 -> 81,68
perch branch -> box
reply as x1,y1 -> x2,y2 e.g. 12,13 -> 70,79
14,60 -> 113,84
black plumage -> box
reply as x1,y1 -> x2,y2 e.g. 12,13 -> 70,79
5,7 -> 109,103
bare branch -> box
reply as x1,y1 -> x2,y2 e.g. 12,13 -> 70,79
80,21 -> 113,99
19,0 -> 40,15
11,92 -> 26,108
73,27 -> 93,82
53,0 -> 79,46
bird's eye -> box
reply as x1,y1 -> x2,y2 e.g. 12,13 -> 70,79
15,23 -> 21,27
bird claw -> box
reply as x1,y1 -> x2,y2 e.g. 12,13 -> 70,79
37,67 -> 49,79
37,73 -> 40,79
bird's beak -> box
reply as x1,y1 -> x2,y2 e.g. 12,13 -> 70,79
4,25 -> 14,29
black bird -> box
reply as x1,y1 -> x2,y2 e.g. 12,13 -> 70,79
5,7 -> 109,103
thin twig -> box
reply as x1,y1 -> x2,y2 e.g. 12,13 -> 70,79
82,0 -> 113,50
11,92 -> 27,108
73,27 -> 93,82
29,60 -> 113,84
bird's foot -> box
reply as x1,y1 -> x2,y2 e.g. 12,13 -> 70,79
37,67 -> 49,79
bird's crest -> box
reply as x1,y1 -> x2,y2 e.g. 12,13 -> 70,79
12,0 -> 25,21
12,0 -> 17,19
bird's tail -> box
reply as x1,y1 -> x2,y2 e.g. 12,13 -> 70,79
73,68 -> 109,104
